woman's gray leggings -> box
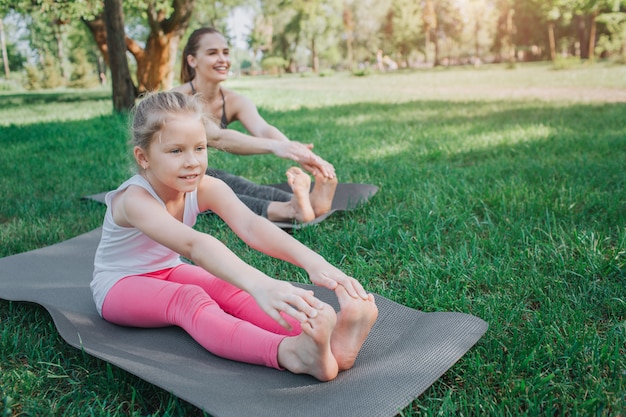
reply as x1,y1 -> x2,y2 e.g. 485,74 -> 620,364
206,168 -> 292,218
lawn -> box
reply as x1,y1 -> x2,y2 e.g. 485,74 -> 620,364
1,62 -> 625,416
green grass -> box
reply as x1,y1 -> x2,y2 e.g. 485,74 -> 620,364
1,62 -> 625,416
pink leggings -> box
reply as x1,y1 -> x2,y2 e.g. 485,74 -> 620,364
101,264 -> 301,369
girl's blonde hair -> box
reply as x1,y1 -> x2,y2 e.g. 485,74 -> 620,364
130,91 -> 215,154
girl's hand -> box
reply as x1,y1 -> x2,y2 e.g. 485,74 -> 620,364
252,278 -> 325,331
308,265 -> 370,300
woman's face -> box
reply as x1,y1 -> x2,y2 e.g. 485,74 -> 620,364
188,32 -> 230,82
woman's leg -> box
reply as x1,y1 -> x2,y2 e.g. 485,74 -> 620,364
101,271 -> 285,369
206,168 -> 317,222
206,168 -> 291,216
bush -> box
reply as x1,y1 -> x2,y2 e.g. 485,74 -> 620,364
552,56 -> 581,70
351,67 -> 372,77
40,54 -> 64,89
0,78 -> 23,92
261,57 -> 286,75
23,64 -> 41,90
69,49 -> 100,88
319,69 -> 334,77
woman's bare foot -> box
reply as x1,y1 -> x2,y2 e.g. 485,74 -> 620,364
330,285 -> 378,371
286,167 -> 316,223
310,171 -> 338,217
277,303 -> 339,381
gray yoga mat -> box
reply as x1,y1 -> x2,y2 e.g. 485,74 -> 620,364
0,229 -> 488,417
84,182 -> 379,229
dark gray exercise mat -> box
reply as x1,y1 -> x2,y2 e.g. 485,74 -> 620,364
0,229 -> 488,417
84,182 -> 379,229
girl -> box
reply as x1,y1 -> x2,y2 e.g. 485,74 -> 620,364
91,91 -> 378,381
171,27 -> 337,224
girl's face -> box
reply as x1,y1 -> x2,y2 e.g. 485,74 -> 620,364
136,113 -> 208,196
188,33 -> 230,82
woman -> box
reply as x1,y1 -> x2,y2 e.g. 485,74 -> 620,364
171,27 -> 337,224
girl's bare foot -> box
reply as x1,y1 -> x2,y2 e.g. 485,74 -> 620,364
277,303 -> 339,381
286,167 -> 316,223
310,171 -> 338,217
330,285 -> 378,371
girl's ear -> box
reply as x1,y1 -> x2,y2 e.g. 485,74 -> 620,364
134,146 -> 149,170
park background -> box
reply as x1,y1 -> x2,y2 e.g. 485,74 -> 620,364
1,0 -> 625,416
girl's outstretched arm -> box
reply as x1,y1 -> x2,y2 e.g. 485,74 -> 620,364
202,177 -> 369,300
115,182 -> 323,330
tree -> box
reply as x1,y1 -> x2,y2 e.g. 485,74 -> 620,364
493,0 -> 516,63
595,8 -> 626,58
422,0 -> 437,63
432,0 -> 463,65
383,0 -> 424,67
0,16 -> 9,78
575,0 -> 626,60
104,0 -> 134,111
342,0 -> 355,69
345,0 -> 392,65
83,0 -> 197,93
461,0 -> 496,62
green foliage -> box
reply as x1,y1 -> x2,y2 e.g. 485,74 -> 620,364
351,67 -> 372,76
23,63 -> 41,90
1,64 -> 625,416
552,55 -> 582,69
40,53 -> 64,89
69,49 -> 100,88
318,68 -> 334,77
261,56 -> 287,74
595,12 -> 626,59
0,78 -> 21,91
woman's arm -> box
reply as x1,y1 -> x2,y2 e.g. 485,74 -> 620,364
216,92 -> 335,178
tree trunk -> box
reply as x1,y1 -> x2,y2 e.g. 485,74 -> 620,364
54,24 -> 67,82
136,31 -> 173,92
474,19 -> 480,60
0,17 -> 10,79
433,33 -> 440,66
311,37 -> 318,73
83,17 -> 110,67
342,3 -> 354,70
548,21 -> 556,61
588,10 -> 598,62
104,0 -> 135,112
577,15 -> 589,59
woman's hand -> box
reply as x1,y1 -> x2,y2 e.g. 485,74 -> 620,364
299,154 -> 336,180
271,141 -> 336,179
307,264 -> 370,300
251,278 -> 325,331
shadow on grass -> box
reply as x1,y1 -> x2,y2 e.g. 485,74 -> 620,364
0,89 -> 111,110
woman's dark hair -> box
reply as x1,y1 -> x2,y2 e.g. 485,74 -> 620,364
180,27 -> 223,83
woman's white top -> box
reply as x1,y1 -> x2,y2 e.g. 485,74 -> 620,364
91,175 -> 201,316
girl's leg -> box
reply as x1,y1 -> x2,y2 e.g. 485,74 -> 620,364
101,273 -> 285,369
168,264 -> 301,335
